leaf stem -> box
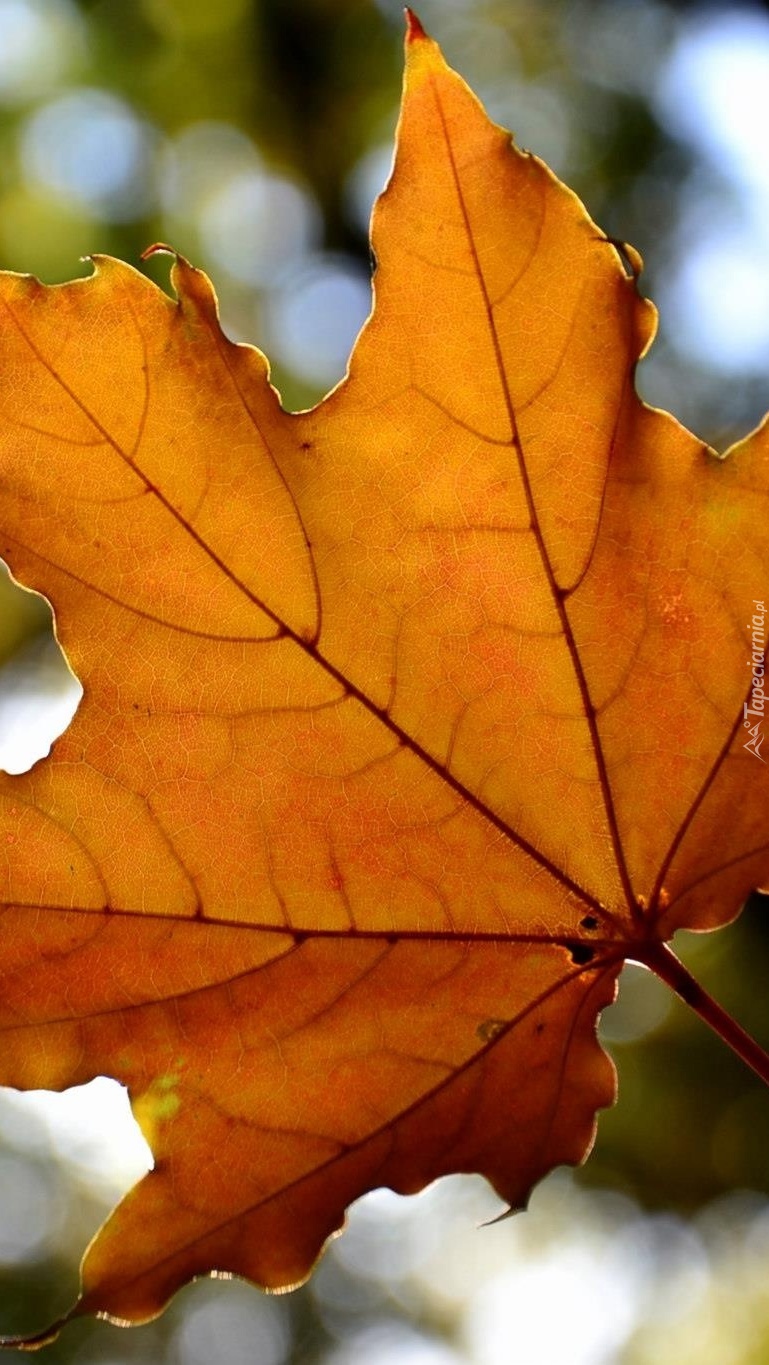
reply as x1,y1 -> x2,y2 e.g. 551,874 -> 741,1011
639,941 -> 769,1088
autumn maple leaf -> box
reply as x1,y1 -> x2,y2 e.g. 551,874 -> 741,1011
0,11 -> 767,1349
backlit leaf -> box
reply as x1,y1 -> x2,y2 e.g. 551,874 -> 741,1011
0,12 -> 767,1345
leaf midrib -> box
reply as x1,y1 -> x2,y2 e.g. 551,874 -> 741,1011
425,71 -> 640,924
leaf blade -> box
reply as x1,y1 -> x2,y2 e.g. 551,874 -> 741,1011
0,15 -> 766,1343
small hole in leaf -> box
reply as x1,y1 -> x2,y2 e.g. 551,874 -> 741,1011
569,944 -> 596,966
0,562 -> 82,775
580,915 -> 599,931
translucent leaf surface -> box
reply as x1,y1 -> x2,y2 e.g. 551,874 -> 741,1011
0,14 -> 767,1345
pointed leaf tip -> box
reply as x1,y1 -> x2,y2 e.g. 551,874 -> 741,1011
405,8 -> 428,41
140,242 -> 178,262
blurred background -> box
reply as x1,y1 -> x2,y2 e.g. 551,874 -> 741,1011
1,0 -> 769,1360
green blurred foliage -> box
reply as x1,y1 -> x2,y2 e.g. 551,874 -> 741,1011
0,567 -> 50,667
0,0 -> 766,429
592,895 -> 769,1209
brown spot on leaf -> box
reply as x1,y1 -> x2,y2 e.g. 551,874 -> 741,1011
476,1018 -> 507,1043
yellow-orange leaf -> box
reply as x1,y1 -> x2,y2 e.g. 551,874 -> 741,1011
0,12 -> 768,1345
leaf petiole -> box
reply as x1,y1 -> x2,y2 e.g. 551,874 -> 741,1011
637,941 -> 769,1088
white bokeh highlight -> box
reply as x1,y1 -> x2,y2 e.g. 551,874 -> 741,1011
655,11 -> 769,371
21,88 -> 158,220
267,255 -> 372,391
0,0 -> 85,106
